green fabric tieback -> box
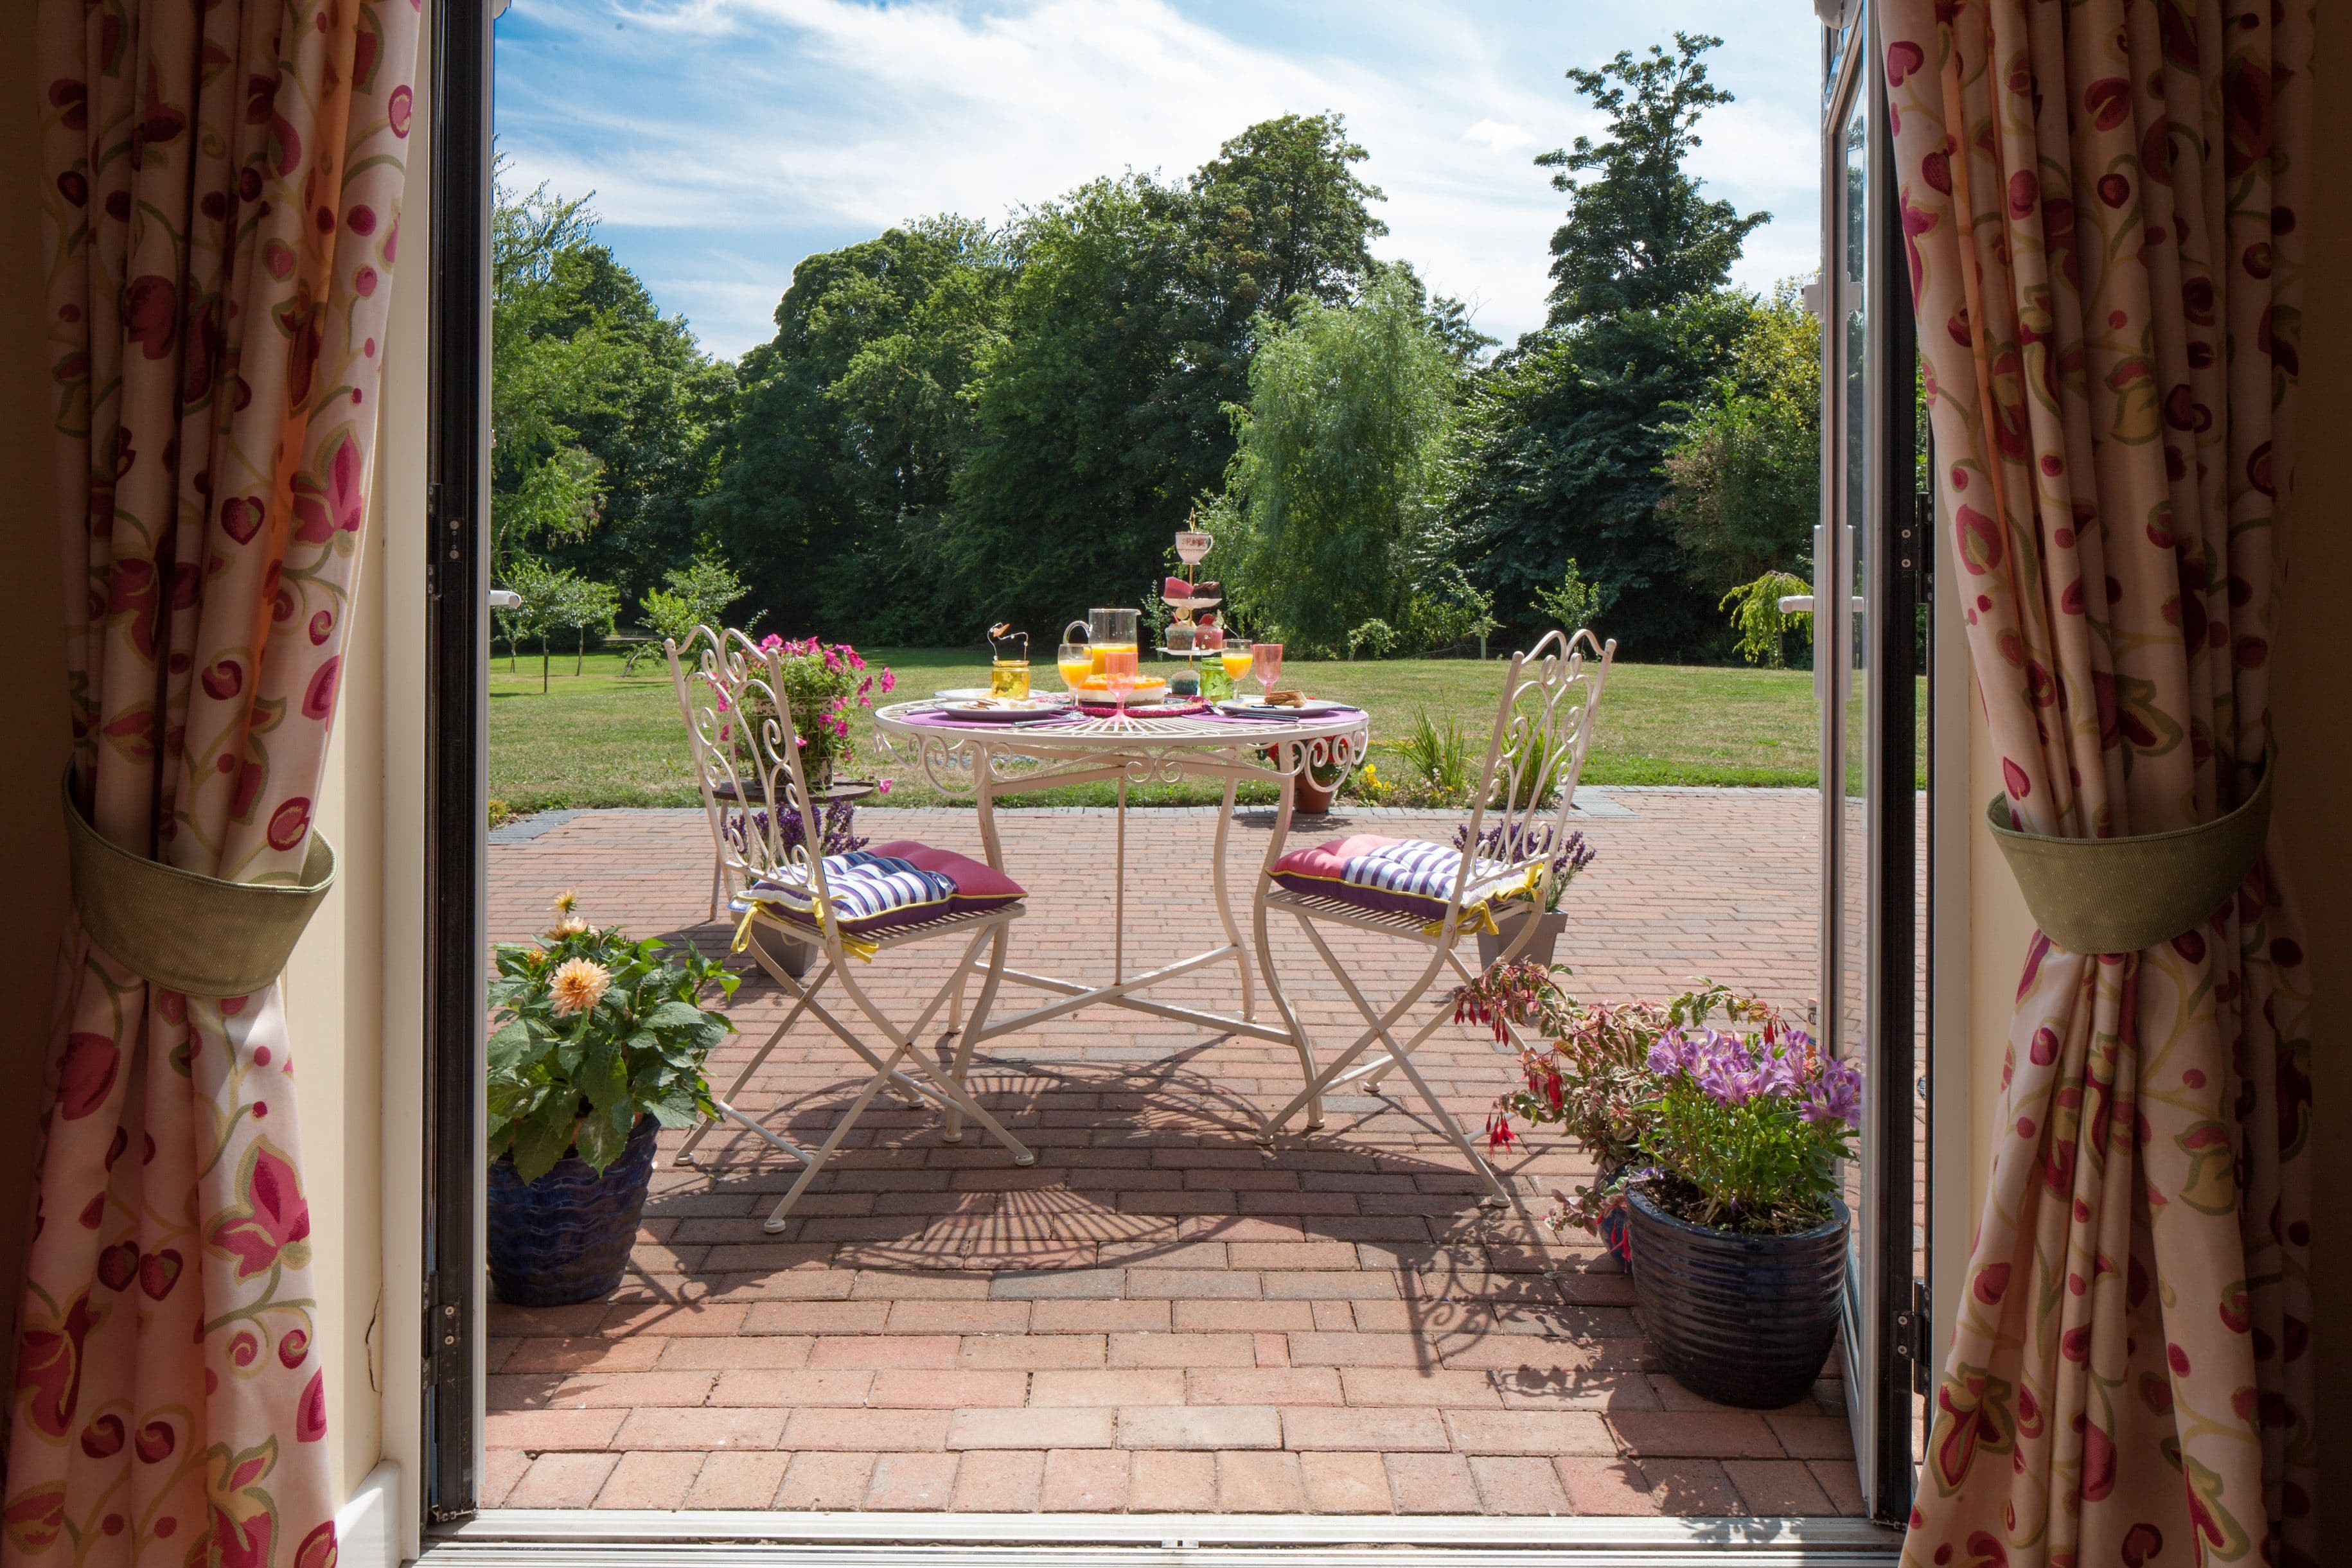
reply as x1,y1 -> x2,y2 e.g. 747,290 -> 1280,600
1985,752 -> 2273,955
63,773 -> 337,998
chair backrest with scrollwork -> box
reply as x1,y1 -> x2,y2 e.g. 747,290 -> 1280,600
1443,628 -> 1618,923
665,625 -> 835,919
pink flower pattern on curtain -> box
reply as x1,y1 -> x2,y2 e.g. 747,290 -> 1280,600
8,0 -> 420,1562
1881,2 -> 2312,1565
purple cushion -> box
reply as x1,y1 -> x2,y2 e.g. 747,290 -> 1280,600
1271,834 -> 1513,922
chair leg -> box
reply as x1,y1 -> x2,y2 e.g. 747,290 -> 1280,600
709,854 -> 723,924
1259,933 -> 1449,1141
943,921 -> 1012,1143
1383,1041 -> 1514,1209
673,956 -> 836,1168
763,1046 -> 908,1230
1253,876 -> 1323,1131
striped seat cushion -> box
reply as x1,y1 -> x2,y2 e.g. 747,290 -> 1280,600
741,843 -> 1023,936
1270,834 -> 1515,922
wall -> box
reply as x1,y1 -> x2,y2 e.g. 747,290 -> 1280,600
0,0 -> 73,1326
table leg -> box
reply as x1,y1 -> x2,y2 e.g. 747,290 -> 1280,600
1252,738 -> 1321,1129
1113,772 -> 1127,985
1210,748 -> 1253,1021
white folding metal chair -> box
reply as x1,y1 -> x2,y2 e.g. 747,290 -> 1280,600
665,626 -> 1034,1230
1251,628 -> 1616,1204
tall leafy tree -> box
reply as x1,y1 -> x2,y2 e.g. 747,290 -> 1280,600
1455,291 -> 1756,655
1458,33 -> 1771,658
1658,283 -> 1821,595
1536,33 -> 1767,326
491,165 -> 732,609
698,218 -> 1010,640
1211,273 -> 1466,655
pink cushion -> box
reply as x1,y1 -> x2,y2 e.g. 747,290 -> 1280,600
865,840 -> 1026,913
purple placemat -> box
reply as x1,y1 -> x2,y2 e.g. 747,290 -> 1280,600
897,706 -> 1084,730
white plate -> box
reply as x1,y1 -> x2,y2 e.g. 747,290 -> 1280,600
933,687 -> 993,701
931,698 -> 1069,723
1214,696 -> 1348,719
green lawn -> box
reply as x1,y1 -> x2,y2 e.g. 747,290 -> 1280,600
488,648 -> 1856,818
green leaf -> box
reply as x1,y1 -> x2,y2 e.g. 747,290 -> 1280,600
573,1113 -> 626,1172
511,1096 -> 579,1183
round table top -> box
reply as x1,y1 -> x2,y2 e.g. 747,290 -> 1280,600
872,698 -> 1369,753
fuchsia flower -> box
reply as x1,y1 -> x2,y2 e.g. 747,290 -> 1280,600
880,670 -> 896,694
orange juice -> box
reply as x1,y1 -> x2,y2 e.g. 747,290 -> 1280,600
1089,640 -> 1138,676
1057,656 -> 1093,691
1219,649 -> 1253,682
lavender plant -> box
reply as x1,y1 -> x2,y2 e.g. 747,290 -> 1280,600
722,801 -> 871,863
1453,820 -> 1595,912
1640,1023 -> 1861,1233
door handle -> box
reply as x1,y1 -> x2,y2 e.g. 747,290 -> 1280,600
1778,595 -> 1816,614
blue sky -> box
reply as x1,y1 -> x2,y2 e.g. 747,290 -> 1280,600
491,1 -> 1828,362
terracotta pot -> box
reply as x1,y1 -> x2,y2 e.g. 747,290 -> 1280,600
1477,905 -> 1566,969
1627,1184 -> 1847,1409
1291,770 -> 1337,814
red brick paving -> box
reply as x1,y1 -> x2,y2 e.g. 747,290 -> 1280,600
484,794 -> 1858,1515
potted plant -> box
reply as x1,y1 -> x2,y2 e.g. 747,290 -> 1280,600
485,893 -> 737,1306
1458,821 -> 1595,967
738,635 -> 894,792
1622,1018 -> 1860,1407
1465,971 -> 1756,1264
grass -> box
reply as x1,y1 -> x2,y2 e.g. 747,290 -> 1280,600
488,647 -> 1885,818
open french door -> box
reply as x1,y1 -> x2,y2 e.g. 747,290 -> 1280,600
1819,5 -> 1927,1525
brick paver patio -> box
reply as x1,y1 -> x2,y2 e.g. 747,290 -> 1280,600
482,790 -> 1862,1518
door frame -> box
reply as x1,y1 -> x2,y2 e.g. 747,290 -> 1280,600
1819,3 -> 1925,1525
409,0 -> 1926,1545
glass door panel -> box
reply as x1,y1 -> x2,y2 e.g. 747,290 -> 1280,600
1821,5 -> 1924,1522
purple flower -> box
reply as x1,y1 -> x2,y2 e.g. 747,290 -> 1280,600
1805,1060 -> 1864,1128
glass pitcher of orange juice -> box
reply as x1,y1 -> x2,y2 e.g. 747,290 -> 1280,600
1086,607 -> 1138,676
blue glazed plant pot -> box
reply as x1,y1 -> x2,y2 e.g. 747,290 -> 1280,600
486,1114 -> 659,1307
1626,1183 -> 1846,1409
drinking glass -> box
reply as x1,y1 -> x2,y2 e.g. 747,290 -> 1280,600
1100,646 -> 1140,716
1251,642 -> 1284,702
1057,640 -> 1093,696
987,624 -> 1030,699
1219,647 -> 1253,686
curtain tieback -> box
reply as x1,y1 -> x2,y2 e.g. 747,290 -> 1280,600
63,771 -> 337,998
1985,749 -> 2273,955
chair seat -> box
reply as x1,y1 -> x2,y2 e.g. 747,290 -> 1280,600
738,840 -> 1024,936
1268,834 -> 1517,924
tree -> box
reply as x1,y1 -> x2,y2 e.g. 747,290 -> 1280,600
1535,34 -> 1767,326
1658,282 -> 1821,596
491,163 -> 733,605
1452,289 -> 1756,657
699,218 -> 1010,640
628,557 -> 759,672
1211,273 -> 1462,655
1455,34 -> 1771,658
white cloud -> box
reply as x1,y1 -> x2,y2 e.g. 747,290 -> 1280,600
495,0 -> 1824,357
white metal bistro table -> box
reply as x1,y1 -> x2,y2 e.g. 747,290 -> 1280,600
871,697 -> 1370,1134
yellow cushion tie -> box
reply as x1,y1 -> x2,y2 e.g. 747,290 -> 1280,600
732,897 -> 878,962
1419,866 -> 1543,941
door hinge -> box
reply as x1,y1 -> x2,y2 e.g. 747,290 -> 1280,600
1892,1278 -> 1931,1396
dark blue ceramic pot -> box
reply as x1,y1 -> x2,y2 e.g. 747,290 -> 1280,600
486,1114 -> 659,1307
1626,1183 -> 1846,1409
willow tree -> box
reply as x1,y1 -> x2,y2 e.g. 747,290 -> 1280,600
1212,273 -> 1462,656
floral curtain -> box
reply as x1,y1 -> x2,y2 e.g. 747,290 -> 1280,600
8,0 -> 420,1562
1882,3 -> 2312,1565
